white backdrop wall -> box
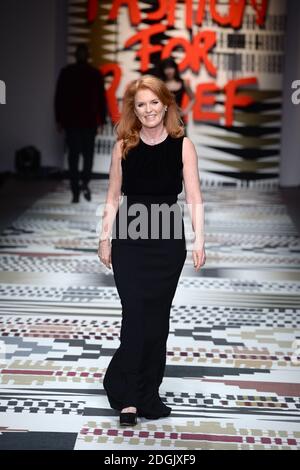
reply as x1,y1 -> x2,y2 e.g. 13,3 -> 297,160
279,0 -> 300,187
0,0 -> 68,172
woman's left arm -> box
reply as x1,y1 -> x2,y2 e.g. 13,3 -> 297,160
184,80 -> 195,100
181,80 -> 196,115
182,137 -> 206,269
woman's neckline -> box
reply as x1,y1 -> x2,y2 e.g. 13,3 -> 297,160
139,133 -> 170,147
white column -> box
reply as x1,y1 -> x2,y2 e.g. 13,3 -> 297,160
280,0 -> 300,187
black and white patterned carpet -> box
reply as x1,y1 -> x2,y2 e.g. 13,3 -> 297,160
0,180 -> 300,450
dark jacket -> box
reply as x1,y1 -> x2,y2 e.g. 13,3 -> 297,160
55,62 -> 107,128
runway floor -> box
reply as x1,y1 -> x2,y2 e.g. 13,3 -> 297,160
0,178 -> 300,450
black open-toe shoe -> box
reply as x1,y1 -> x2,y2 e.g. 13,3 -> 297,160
119,411 -> 138,426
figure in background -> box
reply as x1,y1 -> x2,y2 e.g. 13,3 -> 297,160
157,58 -> 195,136
55,44 -> 107,203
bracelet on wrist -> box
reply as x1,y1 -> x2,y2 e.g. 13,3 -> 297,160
99,238 -> 110,243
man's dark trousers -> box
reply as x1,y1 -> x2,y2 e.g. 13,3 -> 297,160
65,127 -> 97,196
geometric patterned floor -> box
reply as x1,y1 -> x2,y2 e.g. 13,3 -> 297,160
0,180 -> 300,449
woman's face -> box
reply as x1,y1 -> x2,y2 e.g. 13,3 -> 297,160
134,88 -> 166,128
164,66 -> 175,80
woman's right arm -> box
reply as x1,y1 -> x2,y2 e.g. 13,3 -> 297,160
99,139 -> 123,242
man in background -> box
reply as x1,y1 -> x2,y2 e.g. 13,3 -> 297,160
55,44 -> 107,203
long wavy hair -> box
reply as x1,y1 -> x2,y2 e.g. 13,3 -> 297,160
157,57 -> 184,84
114,74 -> 185,159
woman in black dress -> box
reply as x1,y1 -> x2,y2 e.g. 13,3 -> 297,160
98,75 -> 206,427
157,58 -> 195,136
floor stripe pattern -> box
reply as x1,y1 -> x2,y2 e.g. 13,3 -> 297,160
0,180 -> 300,450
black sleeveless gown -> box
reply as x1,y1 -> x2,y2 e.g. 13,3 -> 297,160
103,134 -> 187,418
171,82 -> 188,137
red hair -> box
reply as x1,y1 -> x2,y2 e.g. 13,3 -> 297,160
114,74 -> 185,159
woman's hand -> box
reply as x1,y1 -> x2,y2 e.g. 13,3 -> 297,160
192,242 -> 206,271
98,239 -> 112,269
